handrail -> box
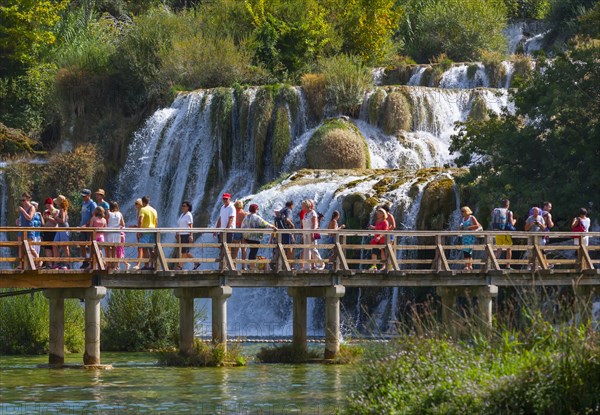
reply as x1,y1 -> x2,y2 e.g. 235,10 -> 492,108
1,227 -> 598,275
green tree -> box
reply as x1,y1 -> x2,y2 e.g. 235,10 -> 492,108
450,44 -> 600,225
397,0 -> 507,63
0,0 -> 69,75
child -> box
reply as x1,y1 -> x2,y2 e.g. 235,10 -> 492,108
89,206 -> 107,242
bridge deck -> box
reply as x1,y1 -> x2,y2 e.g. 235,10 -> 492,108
1,228 -> 598,289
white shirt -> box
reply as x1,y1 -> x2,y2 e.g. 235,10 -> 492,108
219,204 -> 236,229
177,211 -> 193,230
107,211 -> 123,228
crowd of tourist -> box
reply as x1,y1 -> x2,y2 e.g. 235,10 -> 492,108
14,189 -> 592,272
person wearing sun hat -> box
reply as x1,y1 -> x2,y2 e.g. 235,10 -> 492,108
95,189 -> 110,219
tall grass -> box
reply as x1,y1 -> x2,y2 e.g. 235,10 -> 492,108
344,288 -> 600,414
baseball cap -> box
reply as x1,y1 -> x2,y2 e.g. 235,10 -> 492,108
81,189 -> 91,196
222,193 -> 231,199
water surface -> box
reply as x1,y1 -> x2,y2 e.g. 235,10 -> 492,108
0,350 -> 357,414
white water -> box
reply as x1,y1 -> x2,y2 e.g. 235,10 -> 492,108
113,83 -> 513,335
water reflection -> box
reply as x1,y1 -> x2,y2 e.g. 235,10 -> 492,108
0,351 -> 356,414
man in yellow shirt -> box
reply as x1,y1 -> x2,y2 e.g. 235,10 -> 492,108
138,196 -> 158,270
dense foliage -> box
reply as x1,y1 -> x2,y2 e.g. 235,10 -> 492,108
102,289 -> 179,351
450,42 -> 600,225
0,291 -> 84,355
345,324 -> 600,414
158,339 -> 246,367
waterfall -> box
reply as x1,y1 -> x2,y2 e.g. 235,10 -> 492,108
114,81 -> 513,336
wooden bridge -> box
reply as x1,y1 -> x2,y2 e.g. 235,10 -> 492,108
1,227 -> 598,367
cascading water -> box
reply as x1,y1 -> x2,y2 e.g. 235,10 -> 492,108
114,79 -> 513,336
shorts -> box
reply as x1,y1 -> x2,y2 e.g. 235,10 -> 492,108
96,234 -> 105,242
232,232 -> 243,242
42,231 -> 56,243
140,233 -> 156,244
282,233 -> 294,245
54,231 -> 70,242
495,234 -> 512,246
179,234 -> 191,254
371,247 -> 383,256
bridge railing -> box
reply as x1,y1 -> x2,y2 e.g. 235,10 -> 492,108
0,227 -> 598,273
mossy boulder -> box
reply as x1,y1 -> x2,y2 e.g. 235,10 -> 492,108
0,123 -> 39,156
341,192 -> 378,230
381,91 -> 412,135
469,92 -> 490,122
416,176 -> 456,230
306,118 -> 369,169
272,104 -> 291,172
368,89 -> 386,126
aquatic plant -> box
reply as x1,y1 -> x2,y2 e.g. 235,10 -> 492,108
256,343 -> 321,363
158,339 -> 246,367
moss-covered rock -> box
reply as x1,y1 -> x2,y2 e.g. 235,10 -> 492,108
368,89 -> 386,126
512,55 -> 533,80
341,192 -> 378,230
381,91 -> 412,134
416,176 -> 456,230
272,104 -> 291,172
306,118 -> 369,170
380,65 -> 413,85
469,92 -> 490,122
0,123 -> 39,156
210,88 -> 234,174
300,73 -> 326,122
250,86 -> 276,181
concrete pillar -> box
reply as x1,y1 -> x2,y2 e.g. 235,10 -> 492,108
324,285 -> 345,359
292,294 -> 307,351
83,287 -> 107,366
44,290 -> 65,366
174,289 -> 195,355
210,286 -> 232,347
476,285 -> 498,328
437,287 -> 456,329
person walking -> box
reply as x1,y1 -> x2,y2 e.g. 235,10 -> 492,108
176,200 -> 197,270
232,200 -> 248,269
459,206 -> 481,270
301,199 -> 323,270
138,196 -> 158,270
79,189 -> 97,269
16,192 -> 39,269
491,198 -> 516,269
369,208 -> 389,270
214,192 -> 236,269
274,200 -> 296,261
241,203 -> 277,270
106,201 -> 125,270
541,201 -> 554,246
53,195 -> 71,269
571,208 -> 590,247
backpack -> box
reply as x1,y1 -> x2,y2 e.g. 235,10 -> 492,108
275,207 -> 291,229
491,208 -> 508,230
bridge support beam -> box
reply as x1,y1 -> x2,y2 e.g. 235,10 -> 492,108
476,285 -> 498,328
174,286 -> 233,353
43,287 -> 107,368
287,285 -> 346,359
44,291 -> 65,366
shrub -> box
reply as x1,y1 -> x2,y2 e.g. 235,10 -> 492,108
158,339 -> 246,367
345,322 -> 600,414
504,0 -> 550,19
102,289 -> 180,351
306,118 -> 369,169
0,291 -> 84,355
256,343 -> 321,363
0,123 -> 40,155
319,54 -> 373,117
398,0 -> 508,63
381,90 -> 412,134
301,73 -> 326,121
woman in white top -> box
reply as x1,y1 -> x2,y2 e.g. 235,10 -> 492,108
176,201 -> 197,270
106,201 -> 125,270
572,207 -> 591,246
301,199 -> 324,270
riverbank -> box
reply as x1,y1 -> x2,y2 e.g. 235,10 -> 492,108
0,348 -> 357,414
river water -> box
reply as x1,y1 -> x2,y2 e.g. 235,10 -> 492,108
0,349 -> 357,414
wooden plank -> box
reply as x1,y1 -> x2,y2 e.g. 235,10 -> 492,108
155,242 -> 169,271
533,244 -> 548,270
0,274 -> 93,289
385,243 -> 400,271
332,242 -> 350,272
221,240 -> 236,271
578,244 -> 593,271
435,243 -> 450,272
276,242 -> 292,272
91,241 -> 106,271
484,243 -> 500,271
22,240 -> 36,270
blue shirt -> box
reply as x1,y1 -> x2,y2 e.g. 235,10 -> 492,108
81,200 -> 97,226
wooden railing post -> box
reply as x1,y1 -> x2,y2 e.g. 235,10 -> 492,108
155,231 -> 168,271
484,234 -> 500,272
434,234 -> 450,272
